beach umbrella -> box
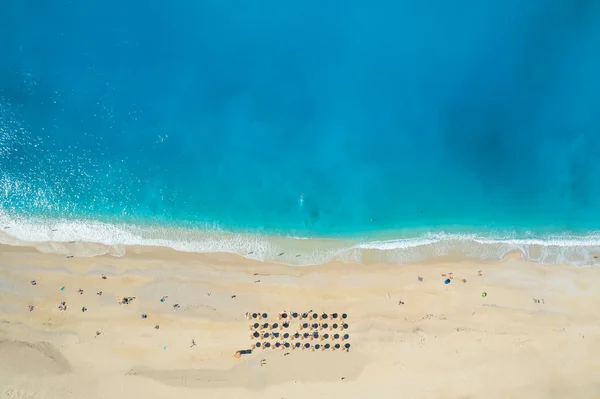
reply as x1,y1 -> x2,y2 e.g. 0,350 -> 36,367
315,344 -> 321,350
301,313 -> 309,319
284,342 -> 290,348
331,323 -> 339,330
324,343 -> 331,350
342,313 -> 347,320
344,343 -> 351,350
311,323 -> 319,330
255,342 -> 261,348
262,323 -> 269,329
252,332 -> 260,339
342,334 -> 349,341
295,342 -> 301,349
252,313 -> 258,319
321,313 -> 328,320
331,313 -> 338,320
283,333 -> 290,339
291,312 -> 299,318
444,279 -> 451,284
263,332 -> 270,339
304,343 -> 311,349
303,332 -> 310,339
333,334 -> 340,340
341,323 -> 349,330
312,313 -> 319,320
264,342 -> 271,349
321,323 -> 328,330
334,343 -> 341,350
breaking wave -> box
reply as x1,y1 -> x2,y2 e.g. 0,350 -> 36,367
1,210 -> 599,266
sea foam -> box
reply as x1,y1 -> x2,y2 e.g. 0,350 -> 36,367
1,210 -> 599,266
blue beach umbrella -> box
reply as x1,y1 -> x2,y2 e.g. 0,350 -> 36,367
444,279 -> 451,284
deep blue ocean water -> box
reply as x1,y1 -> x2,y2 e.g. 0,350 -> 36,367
1,0 -> 600,263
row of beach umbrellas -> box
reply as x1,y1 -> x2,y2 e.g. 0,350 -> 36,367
249,321 -> 349,331
251,331 -> 350,340
246,311 -> 348,321
254,341 -> 351,351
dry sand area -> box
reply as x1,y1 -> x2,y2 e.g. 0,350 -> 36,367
1,245 -> 600,399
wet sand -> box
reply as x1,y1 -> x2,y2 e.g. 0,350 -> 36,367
1,245 -> 600,399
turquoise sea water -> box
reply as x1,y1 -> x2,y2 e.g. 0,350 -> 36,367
1,0 -> 600,264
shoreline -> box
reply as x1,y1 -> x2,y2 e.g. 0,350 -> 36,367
1,245 -> 600,398
2,217 -> 600,266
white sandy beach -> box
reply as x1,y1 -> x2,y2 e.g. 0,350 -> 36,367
1,245 -> 600,399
